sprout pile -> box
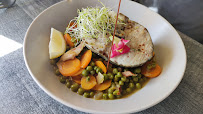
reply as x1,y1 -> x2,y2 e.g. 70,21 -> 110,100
65,4 -> 116,45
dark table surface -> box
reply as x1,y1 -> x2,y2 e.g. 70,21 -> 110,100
0,0 -> 202,114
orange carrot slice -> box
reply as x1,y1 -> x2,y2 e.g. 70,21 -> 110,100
141,61 -> 162,78
72,76 -> 82,84
81,76 -> 97,90
57,58 -> 80,76
92,80 -> 112,91
80,50 -> 92,68
64,33 -> 74,47
95,61 -> 107,73
72,68 -> 85,76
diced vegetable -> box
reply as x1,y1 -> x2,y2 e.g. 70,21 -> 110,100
122,71 -> 137,77
92,80 -> 111,91
80,50 -> 92,68
60,42 -> 84,61
64,33 -> 74,47
95,61 -> 107,73
81,76 -> 97,90
57,58 -> 81,76
96,72 -> 104,84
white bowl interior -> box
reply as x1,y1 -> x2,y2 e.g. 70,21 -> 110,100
24,0 -> 186,113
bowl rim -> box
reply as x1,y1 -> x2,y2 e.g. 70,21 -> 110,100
23,0 -> 187,113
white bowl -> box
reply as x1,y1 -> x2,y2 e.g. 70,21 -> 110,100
23,0 -> 186,113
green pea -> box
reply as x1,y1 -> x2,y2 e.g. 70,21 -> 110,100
59,76 -> 66,84
136,83 -> 142,89
130,79 -> 134,83
86,66 -> 93,71
139,78 -> 144,83
111,82 -> 116,87
121,76 -> 127,82
96,68 -> 103,73
90,61 -> 95,66
66,79 -> 70,83
113,90 -> 119,96
66,81 -> 71,88
126,88 -> 132,93
115,75 -> 120,79
82,70 -> 89,76
137,74 -> 142,79
83,92 -> 90,98
94,66 -> 98,70
50,59 -> 56,65
77,88 -> 85,95
108,88 -> 114,94
143,77 -> 147,81
90,91 -> 95,97
117,67 -> 122,72
113,68 -> 118,74
134,68 -> 141,74
129,83 -> 135,88
108,93 -> 114,99
103,93 -> 108,99
133,77 -> 138,82
116,95 -> 122,98
126,78 -> 129,83
147,62 -> 156,70
122,90 -> 127,95
103,74 -> 108,81
107,73 -> 114,80
119,80 -> 124,86
86,76 -> 90,81
90,70 -> 95,75
71,83 -> 79,92
55,69 -> 61,76
117,72 -> 123,77
109,75 -> 114,80
114,77 -> 120,82
124,68 -> 129,72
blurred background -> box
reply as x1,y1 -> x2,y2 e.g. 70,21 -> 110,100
0,0 -> 202,43
134,0 -> 203,43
